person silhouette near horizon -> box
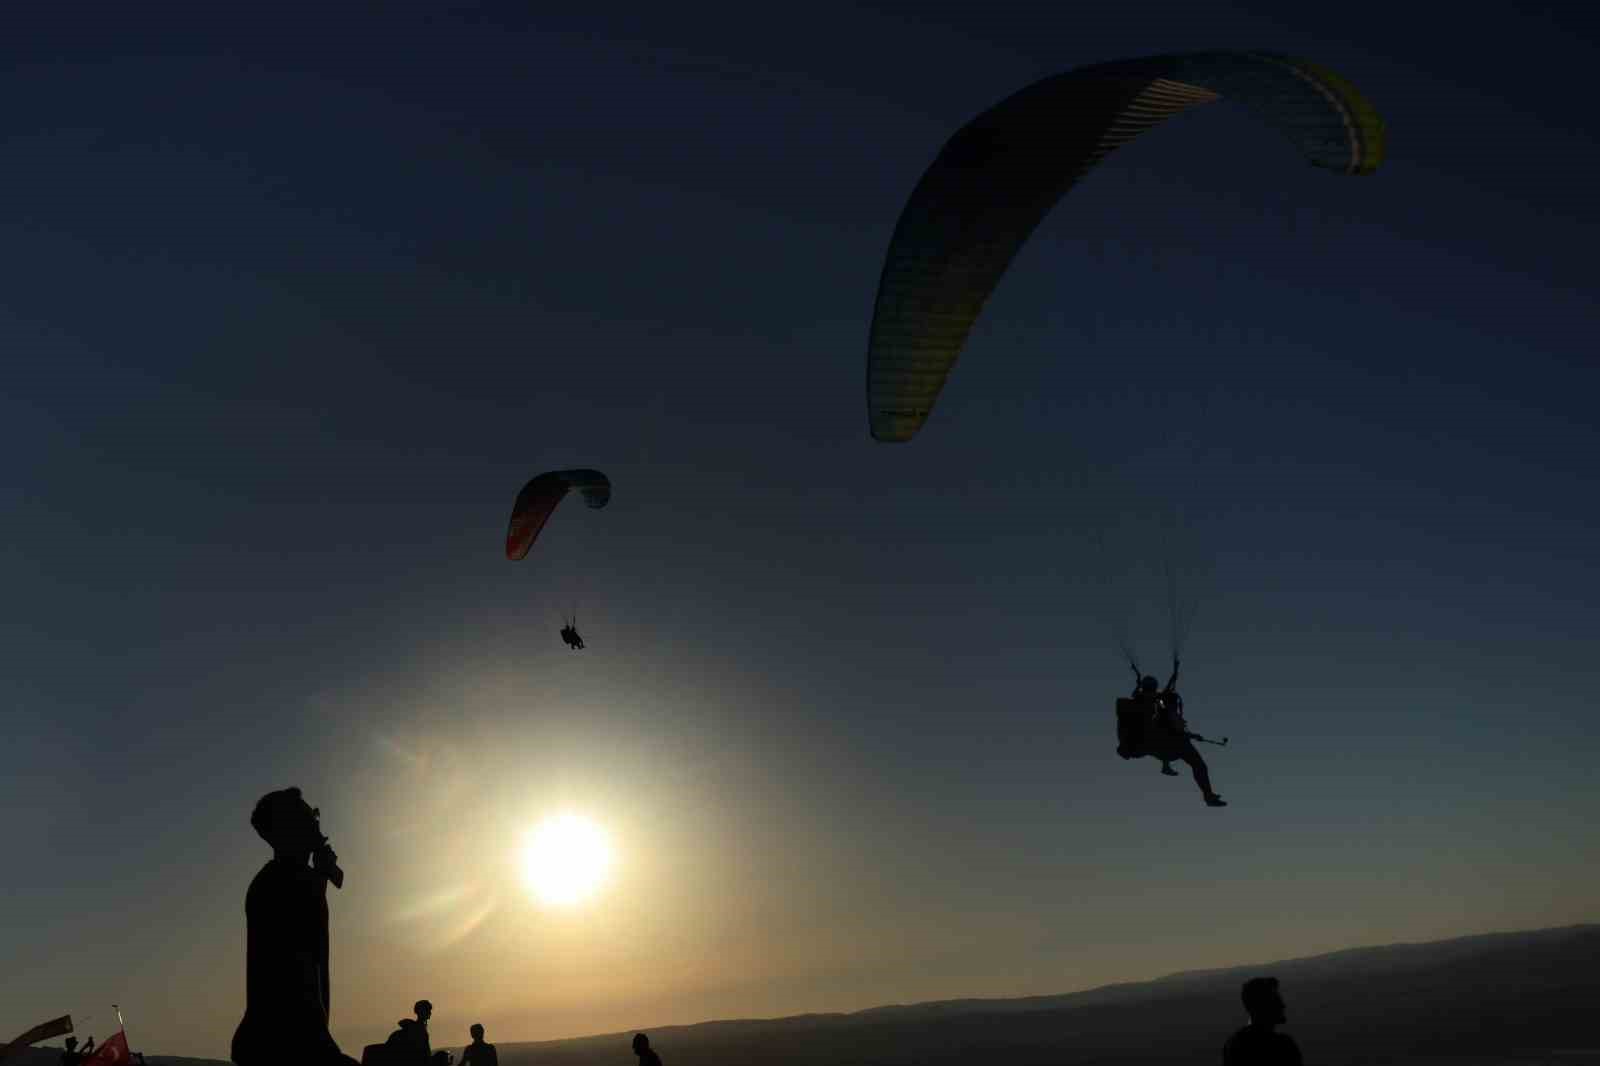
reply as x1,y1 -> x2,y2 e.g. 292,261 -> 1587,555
1222,976 -> 1302,1066
386,1000 -> 452,1066
459,1024 -> 497,1066
60,1036 -> 95,1066
231,786 -> 360,1066
631,1033 -> 661,1066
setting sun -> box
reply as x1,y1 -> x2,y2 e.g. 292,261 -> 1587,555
517,813 -> 614,906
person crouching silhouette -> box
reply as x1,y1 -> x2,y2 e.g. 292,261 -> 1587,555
632,1033 -> 661,1066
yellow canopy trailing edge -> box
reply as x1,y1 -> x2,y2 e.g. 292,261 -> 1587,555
865,50 -> 1386,443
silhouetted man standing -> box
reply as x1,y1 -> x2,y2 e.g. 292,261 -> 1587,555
1222,977 -> 1302,1066
631,1034 -> 661,1066
387,1001 -> 451,1066
459,1024 -> 497,1066
232,787 -> 358,1066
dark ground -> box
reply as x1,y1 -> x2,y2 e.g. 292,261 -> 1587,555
14,924 -> 1597,1066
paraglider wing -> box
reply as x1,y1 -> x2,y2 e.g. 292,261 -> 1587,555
865,51 -> 1385,443
505,468 -> 611,561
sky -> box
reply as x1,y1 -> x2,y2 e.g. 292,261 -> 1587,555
3,0 -> 1598,1058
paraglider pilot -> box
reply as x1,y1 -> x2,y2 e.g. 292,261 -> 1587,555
559,623 -> 584,650
1128,658 -> 1226,807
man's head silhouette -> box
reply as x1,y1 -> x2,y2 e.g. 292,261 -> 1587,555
1241,977 -> 1287,1027
250,787 -> 322,855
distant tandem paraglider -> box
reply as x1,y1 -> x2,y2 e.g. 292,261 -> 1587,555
505,469 -> 611,649
865,50 -> 1386,442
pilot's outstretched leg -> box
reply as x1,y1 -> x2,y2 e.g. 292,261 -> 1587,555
1179,743 -> 1226,806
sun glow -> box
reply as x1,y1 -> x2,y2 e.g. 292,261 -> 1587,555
517,813 -> 614,906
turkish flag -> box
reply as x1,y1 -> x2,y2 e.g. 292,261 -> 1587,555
81,1030 -> 131,1066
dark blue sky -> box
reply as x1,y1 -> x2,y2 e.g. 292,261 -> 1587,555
4,2 -> 1597,1057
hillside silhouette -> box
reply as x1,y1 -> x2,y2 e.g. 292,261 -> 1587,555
11,924 -> 1596,1066
473,924 -> 1600,1066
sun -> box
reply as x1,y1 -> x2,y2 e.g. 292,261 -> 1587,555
517,813 -> 614,906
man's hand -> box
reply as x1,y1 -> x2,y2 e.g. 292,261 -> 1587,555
313,843 -> 344,888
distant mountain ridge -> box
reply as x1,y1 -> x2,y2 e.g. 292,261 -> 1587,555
496,922 -> 1600,1066
10,923 -> 1596,1066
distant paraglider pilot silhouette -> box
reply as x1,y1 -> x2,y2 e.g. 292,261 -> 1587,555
631,1033 -> 661,1066
231,786 -> 360,1066
559,622 -> 585,650
1222,977 -> 1302,1066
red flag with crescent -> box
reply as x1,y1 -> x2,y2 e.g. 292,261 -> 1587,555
80,1030 -> 131,1066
